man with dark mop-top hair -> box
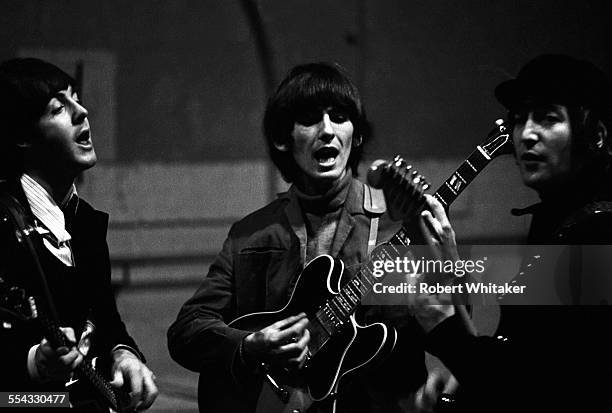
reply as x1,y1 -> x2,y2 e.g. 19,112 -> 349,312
167,62 -> 442,412
0,57 -> 157,411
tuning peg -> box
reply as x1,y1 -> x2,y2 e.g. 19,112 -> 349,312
367,159 -> 389,189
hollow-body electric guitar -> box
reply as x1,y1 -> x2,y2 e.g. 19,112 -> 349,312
228,121 -> 512,413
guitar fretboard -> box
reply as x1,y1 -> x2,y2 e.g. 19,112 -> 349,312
40,309 -> 121,411
310,147 -> 497,354
434,146 -> 491,208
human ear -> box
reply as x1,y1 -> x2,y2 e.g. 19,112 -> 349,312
594,120 -> 608,149
353,135 -> 363,147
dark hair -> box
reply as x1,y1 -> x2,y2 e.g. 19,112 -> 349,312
567,104 -> 612,171
0,58 -> 76,178
263,62 -> 370,182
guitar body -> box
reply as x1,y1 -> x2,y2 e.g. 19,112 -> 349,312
229,255 -> 397,413
204,122 -> 513,413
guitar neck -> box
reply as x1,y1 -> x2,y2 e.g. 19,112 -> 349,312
342,148 -> 495,303
433,146 -> 493,208
317,147 -> 496,319
39,311 -> 122,412
312,130 -> 510,351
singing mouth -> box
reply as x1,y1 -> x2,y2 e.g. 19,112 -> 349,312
314,146 -> 340,165
520,152 -> 543,162
76,129 -> 91,144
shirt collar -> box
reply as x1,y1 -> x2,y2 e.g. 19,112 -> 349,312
20,173 -> 73,244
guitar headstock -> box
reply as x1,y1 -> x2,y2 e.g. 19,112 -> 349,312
0,276 -> 38,327
367,155 -> 430,223
479,119 -> 513,159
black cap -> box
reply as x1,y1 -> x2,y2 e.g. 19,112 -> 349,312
495,54 -> 610,112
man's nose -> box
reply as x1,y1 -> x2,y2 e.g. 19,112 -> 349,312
72,101 -> 88,124
519,115 -> 539,146
319,113 -> 334,139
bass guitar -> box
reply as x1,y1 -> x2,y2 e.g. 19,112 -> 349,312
0,193 -> 129,412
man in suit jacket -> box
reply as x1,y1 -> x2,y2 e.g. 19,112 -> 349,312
0,57 -> 157,411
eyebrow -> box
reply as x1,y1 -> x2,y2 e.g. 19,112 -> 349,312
53,89 -> 78,102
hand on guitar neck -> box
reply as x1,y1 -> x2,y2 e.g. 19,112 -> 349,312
242,313 -> 311,370
34,326 -> 84,382
419,195 -> 459,262
368,158 -> 472,335
397,195 -> 457,334
32,327 -> 159,411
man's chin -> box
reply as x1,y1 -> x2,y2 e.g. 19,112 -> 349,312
75,153 -> 97,172
522,172 -> 551,194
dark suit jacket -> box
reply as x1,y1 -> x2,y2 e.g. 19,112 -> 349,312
426,193 -> 612,413
0,179 -> 142,392
168,178 -> 426,413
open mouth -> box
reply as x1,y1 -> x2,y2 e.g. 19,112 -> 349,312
76,130 -> 91,145
313,146 -> 340,165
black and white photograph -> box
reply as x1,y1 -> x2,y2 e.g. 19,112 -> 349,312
0,1 -> 610,412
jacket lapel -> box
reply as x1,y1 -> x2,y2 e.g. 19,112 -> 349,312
331,179 -> 363,258
282,189 -> 307,268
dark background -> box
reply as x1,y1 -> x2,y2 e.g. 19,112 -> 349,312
2,0 -> 609,163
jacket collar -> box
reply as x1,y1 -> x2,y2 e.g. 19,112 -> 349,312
280,177 -> 366,266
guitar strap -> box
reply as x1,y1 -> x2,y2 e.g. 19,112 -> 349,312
363,184 -> 386,256
0,192 -> 62,322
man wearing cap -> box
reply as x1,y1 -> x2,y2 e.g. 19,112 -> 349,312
406,55 -> 612,412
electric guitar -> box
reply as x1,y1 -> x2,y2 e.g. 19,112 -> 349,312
0,194 -> 130,412
370,120 -> 513,413
226,120 -> 512,413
